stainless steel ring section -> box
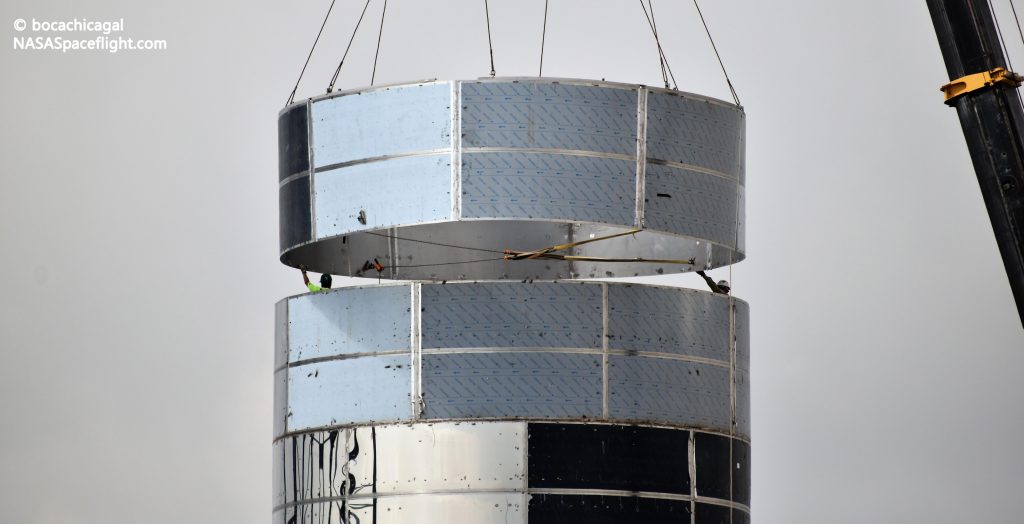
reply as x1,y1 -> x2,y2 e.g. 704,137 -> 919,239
272,421 -> 750,523
274,281 -> 749,438
277,78 -> 746,280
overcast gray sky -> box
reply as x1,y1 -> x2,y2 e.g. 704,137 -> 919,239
1,1 -> 1023,522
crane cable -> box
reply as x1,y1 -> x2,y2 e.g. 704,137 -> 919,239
693,0 -> 742,106
371,0 -> 388,85
327,0 -> 374,93
539,0 -> 549,76
484,0 -> 497,77
987,0 -> 1015,70
286,0 -> 338,106
1009,0 -> 1024,58
639,0 -> 676,89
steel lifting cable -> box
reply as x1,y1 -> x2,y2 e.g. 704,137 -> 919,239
371,0 -> 388,85
503,229 -> 696,265
287,0 -> 338,106
1011,0 -> 1024,50
484,0 -> 497,77
988,0 -> 1015,70
362,230 -> 504,255
639,0 -> 675,89
646,0 -> 679,89
539,0 -> 549,76
327,0 -> 374,93
693,0 -> 742,106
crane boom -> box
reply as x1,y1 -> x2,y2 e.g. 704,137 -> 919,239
927,0 -> 1024,327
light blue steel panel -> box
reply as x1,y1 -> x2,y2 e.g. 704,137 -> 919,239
314,155 -> 451,237
608,356 -> 731,430
275,299 -> 288,370
643,163 -> 738,246
273,369 -> 287,438
736,368 -> 750,438
422,352 -> 603,419
646,92 -> 743,178
461,82 -> 637,155
460,152 -> 635,224
734,300 -> 749,373
607,286 -> 730,362
311,83 -> 452,168
288,355 -> 411,430
421,282 -> 602,349
287,285 -> 411,363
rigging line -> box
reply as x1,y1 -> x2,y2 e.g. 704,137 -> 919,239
385,257 -> 507,269
693,0 -> 741,106
287,0 -> 338,106
361,230 -> 504,254
987,0 -> 1015,70
484,0 -> 497,76
646,0 -> 679,89
371,0 -> 388,85
1011,0 -> 1024,50
639,0 -> 670,88
539,0 -> 549,76
327,0 -> 374,93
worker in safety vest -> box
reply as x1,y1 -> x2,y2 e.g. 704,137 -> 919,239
300,265 -> 332,292
696,270 -> 730,295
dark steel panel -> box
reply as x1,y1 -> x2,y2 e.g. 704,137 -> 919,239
607,285 -> 730,361
732,439 -> 751,506
462,81 -> 638,155
421,352 -> 603,419
732,509 -> 751,524
693,502 -> 730,524
421,282 -> 603,349
694,432 -> 730,501
279,176 -> 311,252
646,91 -> 744,178
608,356 -> 731,430
461,152 -> 636,225
278,103 -> 309,181
527,494 -> 690,524
527,423 -> 689,494
643,163 -> 739,247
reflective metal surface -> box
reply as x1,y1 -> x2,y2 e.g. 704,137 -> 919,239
275,281 -> 746,433
278,78 -> 746,281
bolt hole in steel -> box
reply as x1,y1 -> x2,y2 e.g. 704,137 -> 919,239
275,78 -> 749,524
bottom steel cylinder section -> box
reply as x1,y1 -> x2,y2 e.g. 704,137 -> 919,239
273,421 -> 750,524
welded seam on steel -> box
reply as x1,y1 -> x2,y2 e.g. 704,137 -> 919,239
273,489 -> 750,512
601,283 -> 610,419
451,81 -> 462,219
636,87 -> 649,228
410,283 -> 423,419
306,98 -> 317,240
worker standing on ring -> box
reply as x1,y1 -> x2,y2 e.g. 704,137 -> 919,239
300,265 -> 332,293
696,270 -> 730,295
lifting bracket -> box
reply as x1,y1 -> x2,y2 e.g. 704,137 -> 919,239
941,67 -> 1023,105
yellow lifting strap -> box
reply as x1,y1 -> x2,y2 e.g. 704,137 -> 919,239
941,67 -> 1023,105
503,229 -> 696,265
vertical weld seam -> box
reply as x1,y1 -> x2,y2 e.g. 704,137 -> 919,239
688,430 -> 697,524
451,81 -> 463,219
522,421 -> 530,494
729,297 -> 737,522
409,283 -> 421,419
635,87 -> 648,228
601,283 -> 610,419
306,98 -> 317,240
389,227 -> 399,279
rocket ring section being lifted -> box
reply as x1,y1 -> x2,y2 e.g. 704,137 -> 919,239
275,78 -> 750,524
278,78 -> 746,281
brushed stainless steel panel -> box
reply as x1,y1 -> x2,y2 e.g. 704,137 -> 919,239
645,91 -> 744,178
422,352 -> 603,419
311,82 -> 452,168
314,155 -> 452,237
348,422 -> 526,493
460,152 -> 636,225
288,356 -> 412,431
607,285 -> 731,362
421,282 -> 602,349
461,81 -> 637,155
287,285 -> 412,363
608,356 -> 731,431
643,163 -> 738,247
